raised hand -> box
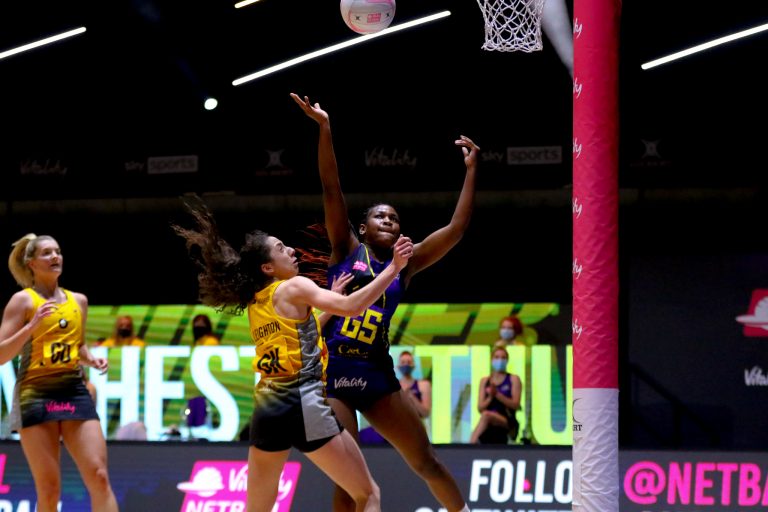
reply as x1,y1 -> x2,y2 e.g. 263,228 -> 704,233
30,300 -> 57,329
392,235 -> 413,270
455,135 -> 480,170
330,271 -> 354,295
91,357 -> 109,375
290,92 -> 329,125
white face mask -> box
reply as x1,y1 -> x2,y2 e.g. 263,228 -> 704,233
499,328 -> 515,341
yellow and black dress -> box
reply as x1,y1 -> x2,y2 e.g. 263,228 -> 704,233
247,280 -> 341,452
11,288 -> 98,430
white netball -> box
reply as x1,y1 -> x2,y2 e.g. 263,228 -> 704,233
340,0 -> 396,34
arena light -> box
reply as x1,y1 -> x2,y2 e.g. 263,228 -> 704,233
0,27 -> 87,61
233,11 -> 451,85
642,22 -> 768,70
234,0 -> 261,8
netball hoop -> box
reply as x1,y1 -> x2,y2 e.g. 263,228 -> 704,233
476,0 -> 545,52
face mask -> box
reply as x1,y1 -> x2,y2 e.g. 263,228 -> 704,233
491,358 -> 508,372
193,327 -> 210,340
499,328 -> 515,341
117,328 -> 132,338
398,364 -> 414,377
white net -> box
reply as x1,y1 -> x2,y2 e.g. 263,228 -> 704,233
476,0 -> 546,52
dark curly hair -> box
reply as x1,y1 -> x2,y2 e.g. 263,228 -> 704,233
171,196 -> 273,315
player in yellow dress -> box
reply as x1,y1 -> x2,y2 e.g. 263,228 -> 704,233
173,198 -> 413,512
0,234 -> 117,512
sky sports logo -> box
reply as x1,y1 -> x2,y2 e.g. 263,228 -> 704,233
507,146 -> 562,165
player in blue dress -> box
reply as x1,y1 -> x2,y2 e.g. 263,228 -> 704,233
292,93 -> 479,512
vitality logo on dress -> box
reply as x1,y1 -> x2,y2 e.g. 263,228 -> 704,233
333,376 -> 367,390
735,289 -> 768,337
177,460 -> 301,512
45,401 -> 75,414
352,261 -> 368,272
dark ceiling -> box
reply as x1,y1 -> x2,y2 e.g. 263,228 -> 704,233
1,0 -> 767,304
621,1 -> 768,189
1,0 -> 767,199
3,0 -> 566,198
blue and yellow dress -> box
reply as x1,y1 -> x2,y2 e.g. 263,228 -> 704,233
323,244 -> 405,411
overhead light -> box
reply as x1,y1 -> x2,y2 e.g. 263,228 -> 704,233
642,22 -> 768,70
204,97 -> 219,110
234,0 -> 261,8
203,98 -> 219,110
0,27 -> 87,61
233,11 -> 451,86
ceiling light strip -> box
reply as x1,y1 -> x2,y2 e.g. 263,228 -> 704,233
0,27 -> 87,61
234,0 -> 261,9
642,22 -> 768,70
233,11 -> 451,86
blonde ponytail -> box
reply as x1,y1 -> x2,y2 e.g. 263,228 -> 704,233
8,234 -> 55,288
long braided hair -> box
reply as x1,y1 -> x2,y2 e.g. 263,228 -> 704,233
295,222 -> 331,288
295,203 -> 388,288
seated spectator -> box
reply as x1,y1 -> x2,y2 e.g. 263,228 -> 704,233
494,315 -> 525,347
398,351 -> 431,420
184,396 -> 213,440
360,351 -> 432,445
192,314 -> 220,346
100,315 -> 146,347
470,346 -> 522,444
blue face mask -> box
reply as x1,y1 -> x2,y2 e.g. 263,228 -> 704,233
398,364 -> 414,377
499,328 -> 515,341
491,358 -> 508,372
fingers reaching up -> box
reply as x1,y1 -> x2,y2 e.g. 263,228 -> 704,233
330,272 -> 354,295
290,92 -> 329,125
455,135 -> 480,169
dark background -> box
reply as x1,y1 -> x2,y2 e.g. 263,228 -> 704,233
2,0 -> 768,448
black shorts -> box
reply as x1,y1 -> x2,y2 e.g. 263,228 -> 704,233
14,371 -> 99,430
325,360 -> 400,412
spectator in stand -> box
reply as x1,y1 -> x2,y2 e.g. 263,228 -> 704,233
469,346 -> 521,444
100,315 -> 146,348
494,315 -> 524,348
397,351 -> 431,421
493,314 -> 536,444
192,314 -> 220,346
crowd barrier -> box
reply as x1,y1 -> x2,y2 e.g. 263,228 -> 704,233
1,441 -> 765,511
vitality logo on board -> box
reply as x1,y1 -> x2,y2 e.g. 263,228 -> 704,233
177,460 -> 300,511
735,289 -> 768,337
0,454 -> 10,494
